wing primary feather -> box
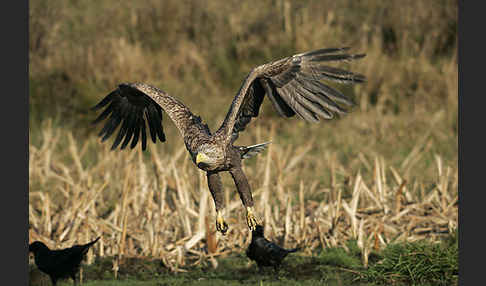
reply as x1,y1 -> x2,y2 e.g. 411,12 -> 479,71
119,105 -> 141,150
315,65 -> 366,81
318,81 -> 356,106
155,107 -> 166,142
298,77 -> 355,107
111,118 -> 128,150
120,114 -> 135,150
319,72 -> 366,84
292,82 -> 342,116
111,104 -> 135,150
294,77 -> 348,114
92,100 -> 116,125
293,103 -> 319,122
301,47 -> 351,57
129,110 -> 142,149
310,53 -> 365,63
145,108 -> 157,144
97,102 -> 118,138
101,115 -> 122,142
101,99 -> 133,142
297,91 -> 334,120
261,79 -> 295,117
99,103 -> 123,141
278,85 -> 319,122
303,65 -> 366,84
91,90 -> 117,111
147,104 -> 164,143
140,118 -> 147,151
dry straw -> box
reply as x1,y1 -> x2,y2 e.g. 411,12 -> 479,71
29,120 -> 457,271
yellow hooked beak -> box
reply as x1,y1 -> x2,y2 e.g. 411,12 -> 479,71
196,153 -> 208,165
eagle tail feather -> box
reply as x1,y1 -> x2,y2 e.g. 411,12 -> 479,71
239,141 -> 272,159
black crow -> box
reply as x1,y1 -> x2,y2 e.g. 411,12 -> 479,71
29,237 -> 100,286
246,225 -> 299,273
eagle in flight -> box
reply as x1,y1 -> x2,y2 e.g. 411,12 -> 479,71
92,47 -> 365,235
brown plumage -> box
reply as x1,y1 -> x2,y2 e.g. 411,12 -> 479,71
92,47 -> 365,234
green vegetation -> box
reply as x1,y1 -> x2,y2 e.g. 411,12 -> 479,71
30,233 -> 457,285
365,231 -> 458,285
29,0 -> 457,285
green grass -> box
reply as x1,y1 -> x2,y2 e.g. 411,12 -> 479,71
363,230 -> 458,285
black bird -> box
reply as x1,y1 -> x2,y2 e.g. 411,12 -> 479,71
246,225 -> 299,273
29,237 -> 100,286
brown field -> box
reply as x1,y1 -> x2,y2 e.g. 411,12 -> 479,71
29,0 -> 457,278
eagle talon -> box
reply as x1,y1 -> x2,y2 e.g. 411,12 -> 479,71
216,212 -> 228,235
246,207 -> 259,231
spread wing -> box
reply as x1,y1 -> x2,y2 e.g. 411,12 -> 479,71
217,47 -> 365,143
92,83 -> 197,151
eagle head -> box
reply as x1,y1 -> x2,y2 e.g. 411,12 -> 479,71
195,144 -> 224,171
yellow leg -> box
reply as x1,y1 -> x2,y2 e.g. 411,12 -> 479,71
246,206 -> 259,231
216,210 -> 228,235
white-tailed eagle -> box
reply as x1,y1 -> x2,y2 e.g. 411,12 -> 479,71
92,47 -> 365,235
